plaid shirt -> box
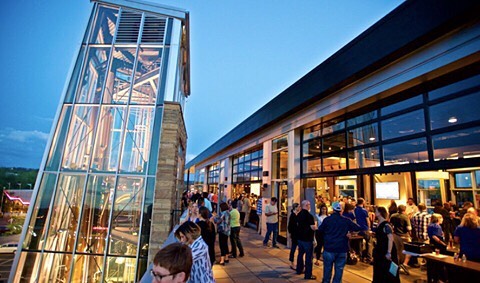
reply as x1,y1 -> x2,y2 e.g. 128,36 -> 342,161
412,211 -> 431,241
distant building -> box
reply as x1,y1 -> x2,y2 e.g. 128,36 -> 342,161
186,0 -> 480,245
11,0 -> 189,282
2,190 -> 33,213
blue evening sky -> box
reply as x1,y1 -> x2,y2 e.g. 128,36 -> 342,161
0,0 -> 402,168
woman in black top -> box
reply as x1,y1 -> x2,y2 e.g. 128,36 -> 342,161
198,206 -> 216,265
373,206 -> 400,283
288,203 -> 300,269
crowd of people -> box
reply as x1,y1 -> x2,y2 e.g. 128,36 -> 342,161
151,189 -> 480,283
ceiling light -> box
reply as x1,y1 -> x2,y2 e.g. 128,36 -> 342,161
369,137 -> 376,141
448,117 -> 457,123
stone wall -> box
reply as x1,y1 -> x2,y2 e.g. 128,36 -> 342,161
148,102 -> 187,262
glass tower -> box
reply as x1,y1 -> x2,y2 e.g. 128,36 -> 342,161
10,0 -> 189,282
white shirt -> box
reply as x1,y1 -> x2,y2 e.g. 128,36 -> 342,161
265,204 -> 278,223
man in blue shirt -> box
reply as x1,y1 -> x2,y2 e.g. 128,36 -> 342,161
318,201 -> 363,283
354,198 -> 372,263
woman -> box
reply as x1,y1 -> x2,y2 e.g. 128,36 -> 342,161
198,206 -> 216,266
428,213 -> 447,254
372,206 -> 400,283
454,212 -> 480,262
388,200 -> 398,216
314,204 -> 328,266
174,221 -> 215,283
184,202 -> 200,224
214,202 -> 231,265
287,203 -> 300,269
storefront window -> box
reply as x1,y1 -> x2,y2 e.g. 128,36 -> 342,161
349,147 -> 380,169
383,138 -> 428,165
302,138 -> 321,158
232,148 -> 263,183
303,124 -> 321,141
454,190 -> 474,208
323,133 -> 345,153
429,74 -> 480,101
272,136 -> 288,151
476,171 -> 480,189
303,158 -> 321,173
322,119 -> 344,135
417,179 -> 441,208
381,95 -> 423,116
430,91 -> 480,130
347,111 -> 377,127
348,123 -> 378,148
323,154 -> 346,171
432,126 -> 480,160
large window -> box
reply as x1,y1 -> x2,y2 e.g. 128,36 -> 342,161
233,148 -> 263,183
272,136 -> 288,179
208,163 -> 219,184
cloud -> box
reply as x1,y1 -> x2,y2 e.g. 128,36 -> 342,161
4,129 -> 49,143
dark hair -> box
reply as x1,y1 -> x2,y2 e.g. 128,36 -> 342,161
376,206 -> 388,219
318,204 -> 328,216
202,192 -> 209,198
397,204 -> 406,213
220,202 -> 229,212
231,200 -> 238,209
357,198 -> 364,205
199,206 -> 210,220
175,221 -> 201,243
154,242 -> 192,281
197,197 -> 205,205
271,197 -> 278,202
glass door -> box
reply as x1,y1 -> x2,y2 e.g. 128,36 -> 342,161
273,181 -> 288,245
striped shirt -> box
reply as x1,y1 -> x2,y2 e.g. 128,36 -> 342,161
188,236 -> 215,283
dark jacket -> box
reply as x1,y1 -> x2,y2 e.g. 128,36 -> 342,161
318,212 -> 362,253
288,211 -> 298,241
296,209 -> 315,242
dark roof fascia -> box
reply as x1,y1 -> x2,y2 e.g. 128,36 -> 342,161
186,0 -> 480,168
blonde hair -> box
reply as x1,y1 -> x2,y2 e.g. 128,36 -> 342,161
431,213 -> 443,223
460,212 -> 479,229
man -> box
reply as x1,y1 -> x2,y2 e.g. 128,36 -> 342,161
390,204 -> 413,270
406,197 -> 418,218
354,198 -> 372,263
202,192 -> 213,212
295,200 -> 317,280
229,200 -> 245,258
242,193 -> 252,227
411,203 -> 431,242
151,243 -> 193,283
263,197 -> 279,248
318,201 -> 362,283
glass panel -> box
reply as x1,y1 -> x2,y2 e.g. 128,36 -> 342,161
432,126 -> 480,160
381,95 -> 423,116
244,152 -> 251,161
24,173 -> 56,250
16,252 -> 43,283
348,123 -> 378,148
130,48 -> 162,104
147,106 -> 163,175
103,47 -> 137,104
323,154 -> 346,171
322,119 -> 344,135
77,175 -> 115,255
430,91 -> 480,130
120,107 -> 154,173
251,150 -> 259,159
91,106 -> 126,172
238,154 -> 244,163
454,191 -> 474,208
90,6 -> 118,44
303,158 -> 321,174
233,157 -> 238,165
347,111 -> 377,127
429,74 -> 480,100
476,171 -> 480,189
258,149 -> 263,158
381,109 -> 425,140
109,177 -> 144,256
37,253 -> 73,283
76,47 -> 111,104
251,170 -> 260,181
272,136 -> 288,151
105,256 -> 136,283
272,150 -> 288,179
244,172 -> 250,181
251,159 -> 260,171
323,133 -> 345,153
62,106 -> 100,171
238,163 -> 244,173
232,165 -> 238,174
303,125 -> 320,141
70,254 -> 105,283
383,138 -> 428,165
348,147 -> 380,169
45,106 -> 72,171
244,161 -> 251,171
303,139 -> 321,158
454,173 -> 472,188
65,46 -> 86,103
44,174 -> 85,252
140,178 -> 155,257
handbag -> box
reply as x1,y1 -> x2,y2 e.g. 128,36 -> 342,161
346,250 -> 359,265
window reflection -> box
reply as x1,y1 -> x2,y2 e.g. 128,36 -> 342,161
45,174 -> 85,253
303,158 -> 321,173
92,106 -> 127,172
65,47 -> 86,103
71,254 -> 105,283
90,6 -> 118,44
323,133 -> 345,153
348,123 -> 378,148
18,252 -> 43,282
62,106 -> 99,171
323,154 -> 346,171
131,48 -> 162,104
349,147 -> 380,169
381,95 -> 422,116
110,177 -> 144,256
381,109 -> 425,140
76,47 -> 111,104
383,138 -> 428,165
45,106 -> 72,171
104,48 -> 137,104
105,256 -> 136,283
37,253 -> 73,283
120,107 -> 154,173
303,138 -> 321,158
347,111 -> 377,127
430,91 -> 480,130
77,175 -> 115,255
433,126 -> 480,160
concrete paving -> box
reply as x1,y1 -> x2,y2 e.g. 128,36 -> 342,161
212,227 -> 427,282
